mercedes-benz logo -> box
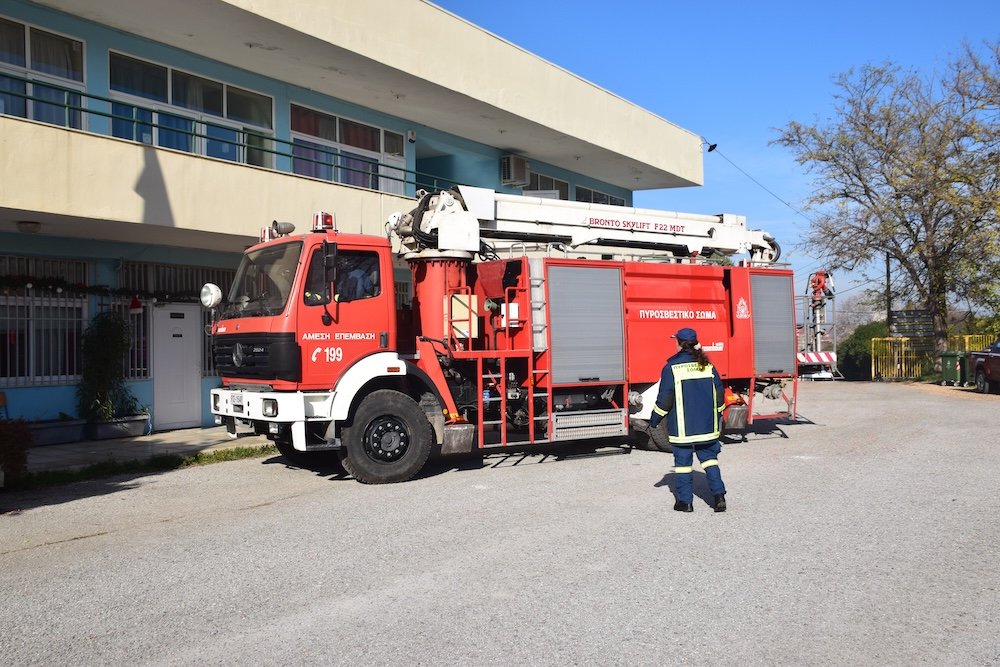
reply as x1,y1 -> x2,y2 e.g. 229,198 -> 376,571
232,342 -> 246,367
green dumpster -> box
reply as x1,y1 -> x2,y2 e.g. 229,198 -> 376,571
940,351 -> 967,386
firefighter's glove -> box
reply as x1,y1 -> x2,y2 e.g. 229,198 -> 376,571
648,412 -> 663,430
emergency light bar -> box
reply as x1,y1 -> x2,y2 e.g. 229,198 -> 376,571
312,211 -> 337,231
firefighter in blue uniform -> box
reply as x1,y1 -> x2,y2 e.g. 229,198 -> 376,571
648,327 -> 727,513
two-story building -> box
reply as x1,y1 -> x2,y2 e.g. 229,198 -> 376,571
0,0 -> 704,431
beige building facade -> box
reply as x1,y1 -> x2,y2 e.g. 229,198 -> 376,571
0,0 -> 704,429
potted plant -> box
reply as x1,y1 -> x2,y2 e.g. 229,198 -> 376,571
0,418 -> 32,489
76,310 -> 149,440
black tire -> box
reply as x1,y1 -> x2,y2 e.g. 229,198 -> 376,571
975,370 -> 989,394
274,437 -> 345,472
339,390 -> 433,484
274,436 -> 314,467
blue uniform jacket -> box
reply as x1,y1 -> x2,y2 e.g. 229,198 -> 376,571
650,349 -> 724,446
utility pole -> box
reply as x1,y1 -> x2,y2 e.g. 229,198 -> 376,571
885,253 -> 892,331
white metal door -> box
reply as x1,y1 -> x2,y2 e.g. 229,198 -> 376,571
152,304 -> 202,430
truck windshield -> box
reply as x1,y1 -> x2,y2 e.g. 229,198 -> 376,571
222,241 -> 303,318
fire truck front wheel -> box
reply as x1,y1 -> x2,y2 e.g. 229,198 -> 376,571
339,390 -> 433,484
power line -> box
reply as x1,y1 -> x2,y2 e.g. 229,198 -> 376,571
706,144 -> 814,232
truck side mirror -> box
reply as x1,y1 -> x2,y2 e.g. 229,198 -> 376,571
323,241 -> 338,298
320,241 -> 338,324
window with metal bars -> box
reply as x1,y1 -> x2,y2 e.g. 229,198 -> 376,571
0,256 -> 88,387
117,262 -> 234,377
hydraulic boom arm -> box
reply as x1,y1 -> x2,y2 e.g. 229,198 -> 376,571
389,186 -> 780,263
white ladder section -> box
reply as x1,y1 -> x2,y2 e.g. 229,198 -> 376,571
457,185 -> 778,262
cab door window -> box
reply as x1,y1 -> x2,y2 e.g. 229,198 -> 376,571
303,248 -> 380,305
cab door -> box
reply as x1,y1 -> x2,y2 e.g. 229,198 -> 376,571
296,244 -> 395,389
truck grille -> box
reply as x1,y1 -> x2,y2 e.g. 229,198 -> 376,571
212,333 -> 301,381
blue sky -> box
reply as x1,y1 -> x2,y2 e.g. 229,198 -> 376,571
433,0 -> 1000,296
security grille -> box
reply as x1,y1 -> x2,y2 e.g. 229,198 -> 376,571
0,256 -> 89,387
118,262 -> 234,377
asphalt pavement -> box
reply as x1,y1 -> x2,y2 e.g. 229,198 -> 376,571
1,381 -> 998,666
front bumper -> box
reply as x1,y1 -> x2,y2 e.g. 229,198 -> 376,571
210,387 -> 337,451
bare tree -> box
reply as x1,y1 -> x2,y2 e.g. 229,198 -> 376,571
775,44 -> 1000,359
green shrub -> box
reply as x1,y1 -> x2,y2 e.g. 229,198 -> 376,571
76,310 -> 141,421
837,320 -> 890,380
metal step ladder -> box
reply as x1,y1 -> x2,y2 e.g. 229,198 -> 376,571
528,257 -> 547,352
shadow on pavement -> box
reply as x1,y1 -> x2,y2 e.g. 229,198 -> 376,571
0,469 -> 175,515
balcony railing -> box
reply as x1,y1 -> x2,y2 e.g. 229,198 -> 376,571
0,72 -> 460,196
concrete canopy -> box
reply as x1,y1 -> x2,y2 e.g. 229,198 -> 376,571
31,0 -> 704,191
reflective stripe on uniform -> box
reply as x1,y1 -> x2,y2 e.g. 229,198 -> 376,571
652,404 -> 668,416
674,466 -> 693,474
701,459 -> 719,469
671,361 -> 721,444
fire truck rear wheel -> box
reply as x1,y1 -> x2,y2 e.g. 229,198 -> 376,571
339,390 -> 433,484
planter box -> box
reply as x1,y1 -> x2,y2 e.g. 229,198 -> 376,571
85,415 -> 149,440
27,419 -> 87,447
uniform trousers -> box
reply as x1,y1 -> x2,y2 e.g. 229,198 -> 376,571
672,440 -> 726,503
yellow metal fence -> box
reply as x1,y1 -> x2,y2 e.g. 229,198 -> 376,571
872,333 -> 997,381
871,338 -> 928,380
947,334 -> 996,352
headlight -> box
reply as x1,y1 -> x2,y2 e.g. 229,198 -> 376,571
262,398 -> 278,417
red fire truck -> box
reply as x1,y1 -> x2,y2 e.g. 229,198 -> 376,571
201,187 -> 797,483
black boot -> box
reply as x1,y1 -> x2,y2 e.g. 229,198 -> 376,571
673,501 -> 694,512
713,494 -> 727,513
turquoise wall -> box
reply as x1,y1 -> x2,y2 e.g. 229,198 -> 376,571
1,231 -> 241,427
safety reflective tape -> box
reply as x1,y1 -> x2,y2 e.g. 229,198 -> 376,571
672,431 -> 720,444
701,459 -> 719,469
670,361 -> 720,441
674,466 -> 693,474
652,404 -> 668,416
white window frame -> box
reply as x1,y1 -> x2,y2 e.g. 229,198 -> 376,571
108,50 -> 274,166
0,14 -> 86,129
291,101 -> 404,192
527,172 -> 569,200
576,185 -> 626,207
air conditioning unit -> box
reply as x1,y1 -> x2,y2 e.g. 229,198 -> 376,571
500,155 -> 530,187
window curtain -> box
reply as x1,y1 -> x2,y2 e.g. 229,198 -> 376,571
30,28 -> 82,81
228,87 -> 271,128
340,119 -> 379,151
291,105 -> 335,140
293,138 -> 334,181
339,151 -> 377,189
0,17 -> 26,67
32,82 -> 81,128
110,54 -> 167,102
0,74 -> 27,117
